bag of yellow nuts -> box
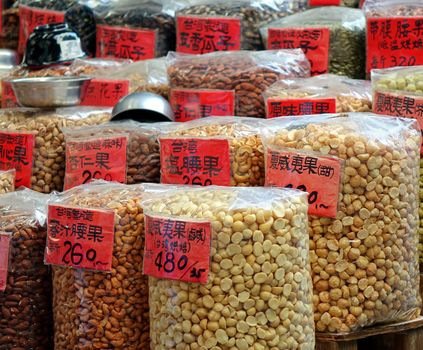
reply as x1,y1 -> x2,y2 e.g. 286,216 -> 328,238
0,107 -> 111,193
46,181 -> 149,349
142,185 -> 315,350
159,117 -> 264,187
0,169 -> 15,194
261,113 -> 422,332
263,74 -> 372,118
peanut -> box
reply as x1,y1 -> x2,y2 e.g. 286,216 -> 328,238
0,170 -> 14,194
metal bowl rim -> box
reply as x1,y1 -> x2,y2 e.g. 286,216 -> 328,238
4,76 -> 92,85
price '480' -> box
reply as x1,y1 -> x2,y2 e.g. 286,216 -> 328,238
155,251 -> 188,273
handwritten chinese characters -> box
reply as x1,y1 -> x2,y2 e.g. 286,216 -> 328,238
266,98 -> 336,118
81,79 -> 130,107
143,215 -> 211,283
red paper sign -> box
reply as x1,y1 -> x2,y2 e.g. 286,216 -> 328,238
81,79 -> 130,107
177,15 -> 241,54
19,5 -> 65,55
266,148 -> 342,218
266,98 -> 337,118
143,215 -> 211,284
268,28 -> 330,76
96,25 -> 156,61
309,0 -> 341,5
367,17 -> 423,73
1,81 -> 19,108
64,135 -> 128,190
170,89 -> 236,122
160,138 -> 231,186
0,131 -> 35,188
45,204 -> 115,271
0,233 -> 11,292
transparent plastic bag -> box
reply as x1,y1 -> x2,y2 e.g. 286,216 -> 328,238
260,7 -> 366,79
263,74 -> 372,117
0,188 -> 52,349
0,169 -> 15,194
50,181 -> 148,350
173,0 -> 307,53
363,0 -> 423,17
167,49 -> 310,118
143,185 -> 315,350
261,112 -> 422,332
0,107 -> 111,193
159,117 -> 264,187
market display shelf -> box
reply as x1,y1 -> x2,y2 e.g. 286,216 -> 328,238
316,316 -> 423,350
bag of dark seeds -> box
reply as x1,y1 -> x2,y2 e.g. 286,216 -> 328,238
172,0 -> 307,53
96,0 -> 176,61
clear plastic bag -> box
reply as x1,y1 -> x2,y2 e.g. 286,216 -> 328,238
263,74 -> 372,117
0,169 -> 15,194
260,7 -> 366,79
363,0 -> 423,17
51,181 -> 149,350
0,107 -> 111,193
261,112 -> 422,332
167,49 -> 310,118
143,185 -> 315,350
160,117 -> 264,187
0,188 -> 52,349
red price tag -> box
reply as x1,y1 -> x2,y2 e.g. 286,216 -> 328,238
367,17 -> 423,73
266,98 -> 336,118
80,79 -> 130,107
1,81 -> 19,108
96,25 -> 156,61
0,233 -> 11,292
45,205 -> 115,271
309,0 -> 341,5
19,5 -> 65,55
143,215 -> 211,284
265,148 -> 342,218
0,131 -> 35,188
64,135 -> 128,190
160,138 -> 231,186
176,15 -> 241,54
170,89 -> 236,122
268,28 -> 330,76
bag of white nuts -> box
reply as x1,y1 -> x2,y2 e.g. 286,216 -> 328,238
261,113 -> 422,332
143,185 -> 315,350
0,169 -> 15,194
263,74 -> 372,118
0,107 -> 111,193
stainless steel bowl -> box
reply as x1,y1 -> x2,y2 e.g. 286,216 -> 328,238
112,92 -> 174,122
5,76 -> 91,108
0,49 -> 18,67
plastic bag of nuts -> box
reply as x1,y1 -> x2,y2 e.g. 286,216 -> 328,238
260,7 -> 366,79
96,0 -> 176,60
0,169 -> 15,194
263,74 -> 372,118
0,188 -> 53,349
0,107 -> 111,193
51,181 -> 149,350
62,120 -> 167,188
173,0 -> 307,53
262,113 -> 422,332
143,185 -> 315,350
160,117 -> 264,187
167,49 -> 311,118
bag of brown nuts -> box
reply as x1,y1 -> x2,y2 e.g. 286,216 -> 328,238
0,107 -> 111,193
167,49 -> 311,118
62,120 -> 167,189
0,188 -> 53,349
263,74 -> 372,118
0,169 -> 15,194
260,7 -> 366,79
143,185 -> 315,350
261,112 -> 422,332
50,181 -> 149,350
159,117 -> 264,187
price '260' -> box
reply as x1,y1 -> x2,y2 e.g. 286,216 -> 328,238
62,241 -> 97,266
155,251 -> 188,273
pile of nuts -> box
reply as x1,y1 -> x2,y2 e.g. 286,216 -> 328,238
146,187 -> 315,350
0,108 -> 110,193
167,50 -> 310,118
52,183 -> 149,349
0,192 -> 52,349
263,114 -> 421,332
0,170 -> 15,194
372,67 -> 423,95
164,118 -> 264,186
365,2 -> 423,17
